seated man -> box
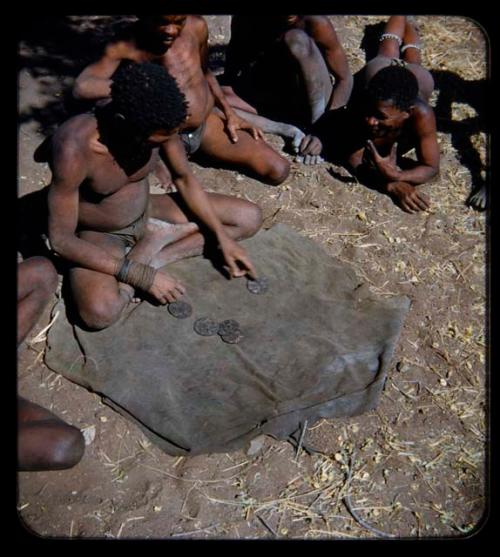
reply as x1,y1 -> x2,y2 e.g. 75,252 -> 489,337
220,15 -> 353,161
314,16 -> 439,213
39,61 -> 261,331
18,256 -> 85,471
73,15 -> 290,186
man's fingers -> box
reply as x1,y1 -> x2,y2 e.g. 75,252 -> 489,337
240,257 -> 257,279
366,140 -> 377,157
227,124 -> 238,143
300,135 -> 313,153
414,192 -> 430,211
391,142 -> 398,157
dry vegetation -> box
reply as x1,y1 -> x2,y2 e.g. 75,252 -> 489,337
17,15 -> 487,539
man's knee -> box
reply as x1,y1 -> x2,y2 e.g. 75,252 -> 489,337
283,28 -> 313,58
27,256 -> 58,296
262,156 -> 290,186
78,296 -> 123,331
50,425 -> 85,469
241,202 -> 263,237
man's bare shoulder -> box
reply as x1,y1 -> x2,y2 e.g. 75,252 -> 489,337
413,99 -> 434,119
104,39 -> 141,60
303,16 -> 336,33
411,100 -> 437,133
187,15 -> 208,39
49,115 -> 96,163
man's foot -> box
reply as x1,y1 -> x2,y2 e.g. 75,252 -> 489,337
153,159 -> 175,192
467,184 -> 486,211
144,219 -> 198,253
293,134 -> 324,165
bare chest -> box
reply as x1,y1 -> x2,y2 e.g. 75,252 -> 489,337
85,149 -> 158,196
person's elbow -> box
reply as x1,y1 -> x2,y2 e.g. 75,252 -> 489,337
47,230 -> 72,258
72,78 -> 86,100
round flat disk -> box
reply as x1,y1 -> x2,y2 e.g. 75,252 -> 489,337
220,330 -> 243,344
168,300 -> 193,319
193,317 -> 220,336
247,276 -> 269,295
218,319 -> 241,336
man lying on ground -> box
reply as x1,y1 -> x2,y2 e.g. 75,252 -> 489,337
314,16 -> 439,213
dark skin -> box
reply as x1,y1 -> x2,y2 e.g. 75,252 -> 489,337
18,257 -> 85,471
221,15 -> 352,161
343,16 -> 439,213
42,110 -> 261,330
73,15 -> 289,186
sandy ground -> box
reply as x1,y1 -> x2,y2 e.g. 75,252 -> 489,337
17,16 -> 488,540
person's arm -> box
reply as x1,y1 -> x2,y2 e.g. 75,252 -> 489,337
195,17 -> 263,143
47,138 -> 185,302
72,43 -> 128,101
47,140 -> 122,274
365,105 -> 440,185
308,17 -> 353,110
160,136 -> 256,278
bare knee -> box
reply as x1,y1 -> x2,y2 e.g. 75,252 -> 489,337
50,425 -> 85,469
23,256 -> 58,297
240,202 -> 263,238
78,296 -> 124,331
283,28 -> 313,58
261,156 -> 290,186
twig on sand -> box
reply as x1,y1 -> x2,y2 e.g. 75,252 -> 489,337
342,451 -> 396,539
170,523 -> 219,538
295,419 -> 308,461
256,513 -> 278,538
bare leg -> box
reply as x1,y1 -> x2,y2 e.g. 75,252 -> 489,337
402,17 -> 422,64
18,259 -> 84,471
17,257 -> 58,345
282,28 -> 333,124
231,108 -> 306,152
148,191 -> 262,268
18,397 -> 85,471
69,232 -> 132,330
364,16 -> 434,103
198,111 -> 290,185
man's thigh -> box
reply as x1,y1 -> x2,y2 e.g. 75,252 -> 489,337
150,191 -> 255,228
198,111 -> 284,169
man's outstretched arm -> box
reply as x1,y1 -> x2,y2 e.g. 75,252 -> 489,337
160,136 -> 256,278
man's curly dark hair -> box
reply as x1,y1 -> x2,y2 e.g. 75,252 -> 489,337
366,65 -> 419,111
110,60 -> 188,138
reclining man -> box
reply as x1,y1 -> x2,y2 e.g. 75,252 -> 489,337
73,15 -> 290,186
38,61 -> 261,331
220,15 -> 353,163
18,256 -> 85,471
314,16 -> 440,213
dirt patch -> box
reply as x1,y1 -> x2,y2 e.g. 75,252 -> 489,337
17,15 -> 487,539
